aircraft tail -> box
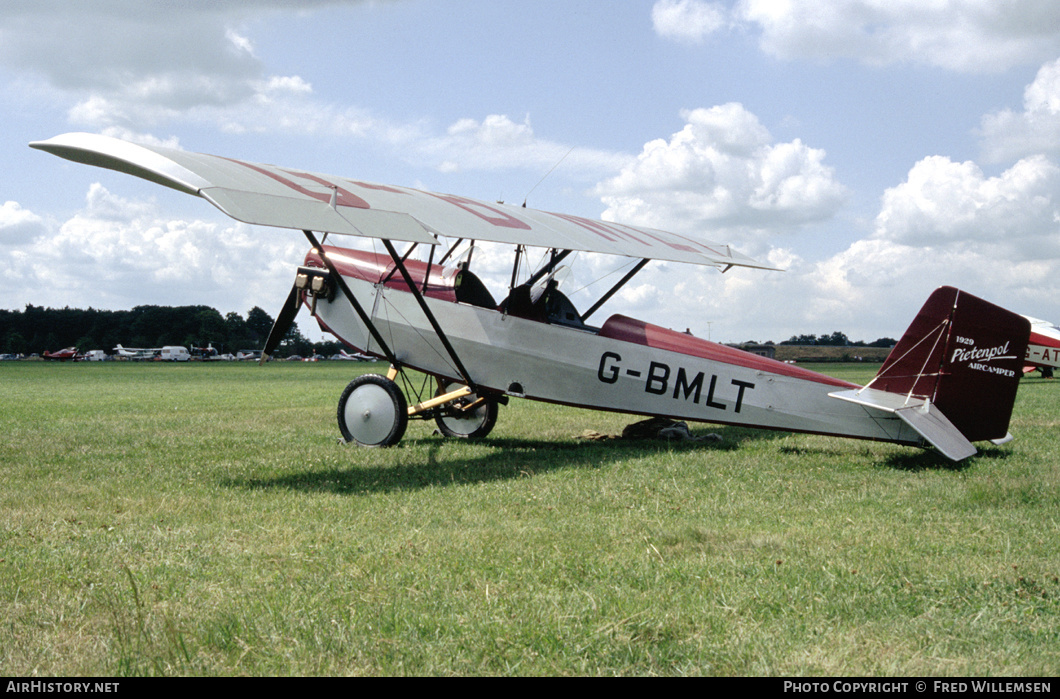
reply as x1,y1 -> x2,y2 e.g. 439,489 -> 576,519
835,287 -> 1029,459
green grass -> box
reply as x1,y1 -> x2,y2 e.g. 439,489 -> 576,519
1,361 -> 1058,676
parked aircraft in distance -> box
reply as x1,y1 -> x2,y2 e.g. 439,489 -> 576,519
1023,316 -> 1060,375
332,349 -> 373,361
32,132 -> 1033,461
114,344 -> 159,360
42,347 -> 81,361
114,344 -> 190,361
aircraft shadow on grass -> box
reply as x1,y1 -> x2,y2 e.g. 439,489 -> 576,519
225,425 -> 764,496
777,434 -> 1013,472
223,425 -> 995,496
881,443 -> 1012,472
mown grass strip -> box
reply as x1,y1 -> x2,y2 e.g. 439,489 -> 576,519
0,361 -> 1057,675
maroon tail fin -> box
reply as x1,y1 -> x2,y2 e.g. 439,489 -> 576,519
868,286 -> 1030,443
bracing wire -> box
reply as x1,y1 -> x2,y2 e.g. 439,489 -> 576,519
523,146 -> 575,208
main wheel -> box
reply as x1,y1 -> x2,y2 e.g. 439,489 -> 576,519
434,382 -> 498,439
337,374 -> 408,447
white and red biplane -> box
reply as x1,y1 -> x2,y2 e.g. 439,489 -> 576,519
32,133 -> 1031,461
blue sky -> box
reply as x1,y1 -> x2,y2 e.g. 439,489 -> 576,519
4,0 -> 1060,345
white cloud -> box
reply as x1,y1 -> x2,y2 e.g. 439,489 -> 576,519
651,0 -> 727,44
736,0 -> 1060,73
226,28 -> 257,58
777,153 -> 1060,338
874,154 -> 1060,259
447,114 -> 534,146
2,3 -> 629,185
419,114 -> 630,177
260,75 -> 313,95
594,104 -> 846,239
0,1 -> 339,133
0,184 -> 307,316
582,97 -> 1060,342
979,57 -> 1060,163
13,0 -> 1060,347
0,201 -> 46,245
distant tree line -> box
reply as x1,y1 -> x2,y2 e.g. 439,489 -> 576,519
2,303 -> 897,358
778,331 -> 896,347
0,304 -> 344,358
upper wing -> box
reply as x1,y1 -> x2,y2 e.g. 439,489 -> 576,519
31,132 -> 776,270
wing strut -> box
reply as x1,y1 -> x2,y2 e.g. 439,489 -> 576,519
303,230 -> 400,367
437,239 -> 465,265
525,249 -> 573,287
379,239 -> 479,392
581,258 -> 650,322
508,245 -> 525,293
382,243 -> 419,286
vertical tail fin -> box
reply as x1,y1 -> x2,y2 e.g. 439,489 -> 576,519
868,286 -> 1030,443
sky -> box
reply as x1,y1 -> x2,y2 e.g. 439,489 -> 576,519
4,0 -> 1060,345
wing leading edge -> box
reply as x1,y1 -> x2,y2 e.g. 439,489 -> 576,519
30,132 -> 775,270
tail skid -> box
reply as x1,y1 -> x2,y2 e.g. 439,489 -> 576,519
830,287 -> 1029,460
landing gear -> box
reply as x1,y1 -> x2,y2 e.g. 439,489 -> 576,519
433,382 -> 498,439
337,369 -> 504,447
337,374 -> 408,447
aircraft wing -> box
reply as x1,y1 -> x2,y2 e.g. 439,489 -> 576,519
31,132 -> 775,270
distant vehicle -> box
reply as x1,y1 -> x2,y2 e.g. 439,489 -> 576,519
0,353 -> 21,361
42,347 -> 81,361
236,350 -> 263,361
83,350 -> 108,361
191,344 -> 219,360
159,346 -> 191,362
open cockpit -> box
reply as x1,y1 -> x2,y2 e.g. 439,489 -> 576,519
304,244 -> 603,333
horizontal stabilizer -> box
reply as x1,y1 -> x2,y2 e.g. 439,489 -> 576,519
830,388 -> 976,461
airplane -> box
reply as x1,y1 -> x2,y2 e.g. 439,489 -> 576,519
332,349 -> 373,361
1022,315 -> 1060,376
114,344 -> 190,361
31,132 -> 1032,461
42,347 -> 82,361
114,344 -> 160,360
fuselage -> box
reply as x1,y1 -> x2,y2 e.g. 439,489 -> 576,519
305,247 -> 925,447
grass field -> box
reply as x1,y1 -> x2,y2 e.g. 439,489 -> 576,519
1,361 -> 1058,676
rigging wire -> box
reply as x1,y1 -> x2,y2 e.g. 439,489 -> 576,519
568,256 -> 639,296
523,146 -> 575,208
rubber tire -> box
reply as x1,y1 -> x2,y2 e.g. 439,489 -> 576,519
337,374 -> 408,447
434,383 -> 499,439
